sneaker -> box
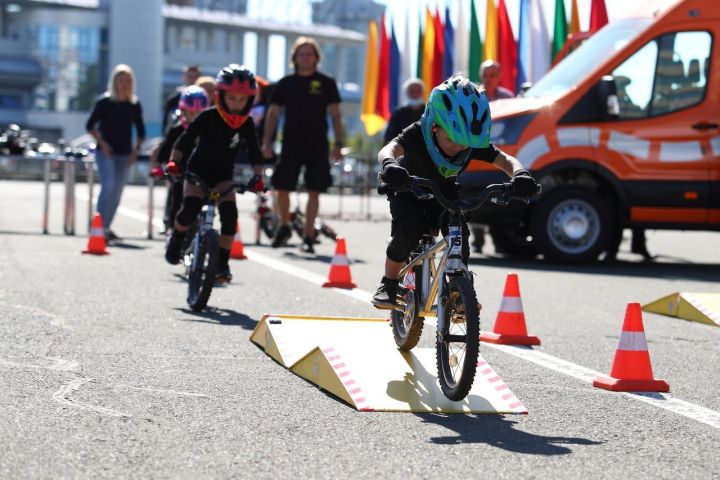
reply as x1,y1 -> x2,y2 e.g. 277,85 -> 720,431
165,235 -> 183,265
300,235 -> 315,254
271,224 -> 292,248
372,277 -> 402,310
105,229 -> 120,242
215,263 -> 232,284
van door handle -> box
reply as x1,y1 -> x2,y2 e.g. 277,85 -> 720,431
691,122 -> 719,130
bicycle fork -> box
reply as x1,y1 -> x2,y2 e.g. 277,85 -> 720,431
436,225 -> 466,341
192,204 -> 215,269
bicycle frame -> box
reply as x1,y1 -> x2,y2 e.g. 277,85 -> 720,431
397,214 -> 470,338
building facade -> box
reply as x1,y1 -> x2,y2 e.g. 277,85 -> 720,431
0,0 -> 364,141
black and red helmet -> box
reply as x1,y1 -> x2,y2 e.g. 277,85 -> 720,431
215,64 -> 257,128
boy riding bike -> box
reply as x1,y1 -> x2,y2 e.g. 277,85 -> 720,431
372,75 -> 539,309
152,85 -> 209,233
164,64 -> 265,283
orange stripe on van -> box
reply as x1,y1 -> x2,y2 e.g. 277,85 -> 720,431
631,208 -> 708,223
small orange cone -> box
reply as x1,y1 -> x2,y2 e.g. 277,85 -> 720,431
593,303 -> 669,392
230,222 -> 247,260
322,236 -> 357,289
480,273 -> 540,346
82,213 -> 109,255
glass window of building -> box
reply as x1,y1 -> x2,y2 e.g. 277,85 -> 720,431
31,24 -> 100,112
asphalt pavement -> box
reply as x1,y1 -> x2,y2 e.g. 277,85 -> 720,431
1,180 -> 719,479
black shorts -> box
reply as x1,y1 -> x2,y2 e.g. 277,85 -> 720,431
389,189 -> 470,263
186,166 -> 233,188
271,146 -> 332,192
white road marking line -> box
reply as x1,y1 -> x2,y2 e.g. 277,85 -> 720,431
114,204 -> 720,429
52,377 -> 130,418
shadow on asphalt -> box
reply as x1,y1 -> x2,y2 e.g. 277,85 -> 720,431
417,414 -> 603,454
282,251 -> 367,265
469,255 -> 720,283
175,307 -> 258,330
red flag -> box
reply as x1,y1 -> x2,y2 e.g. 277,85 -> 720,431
590,0 -> 609,33
375,15 -> 390,120
432,8 -> 445,87
497,0 -> 517,94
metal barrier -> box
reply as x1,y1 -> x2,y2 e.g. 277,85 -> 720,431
41,143 -> 93,235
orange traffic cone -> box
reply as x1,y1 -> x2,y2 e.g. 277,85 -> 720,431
322,236 -> 357,289
480,273 -> 540,346
82,213 -> 109,255
230,222 -> 247,260
593,303 -> 669,392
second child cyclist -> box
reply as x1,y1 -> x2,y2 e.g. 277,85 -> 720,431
372,75 -> 540,309
164,64 -> 265,283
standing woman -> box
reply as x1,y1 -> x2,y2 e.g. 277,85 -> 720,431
86,64 -> 146,240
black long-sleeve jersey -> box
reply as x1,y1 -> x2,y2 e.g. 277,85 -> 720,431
173,107 -> 261,185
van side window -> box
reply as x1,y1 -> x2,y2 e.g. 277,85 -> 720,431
611,31 -> 711,119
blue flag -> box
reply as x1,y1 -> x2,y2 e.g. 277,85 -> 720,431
389,23 -> 401,113
443,7 -> 455,79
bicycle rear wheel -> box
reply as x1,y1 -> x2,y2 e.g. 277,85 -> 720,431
391,264 -> 424,351
436,275 -> 480,401
187,230 -> 219,311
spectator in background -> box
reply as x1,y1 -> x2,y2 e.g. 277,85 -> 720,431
261,37 -> 344,254
86,64 -> 145,241
384,78 -> 425,144
163,65 -> 201,133
479,60 -> 514,101
195,75 -> 217,106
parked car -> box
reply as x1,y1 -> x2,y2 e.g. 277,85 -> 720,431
461,0 -> 718,263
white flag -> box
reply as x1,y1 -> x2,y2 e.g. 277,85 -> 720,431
454,0 -> 470,77
529,0 -> 550,83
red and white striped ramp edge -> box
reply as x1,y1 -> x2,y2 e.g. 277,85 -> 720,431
250,314 -> 527,414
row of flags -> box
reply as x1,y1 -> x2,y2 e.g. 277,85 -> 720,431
361,0 -> 609,136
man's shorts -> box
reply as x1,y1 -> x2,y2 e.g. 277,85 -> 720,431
271,146 -> 332,192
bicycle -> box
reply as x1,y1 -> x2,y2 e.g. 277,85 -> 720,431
378,175 -> 536,401
178,171 -> 248,311
253,190 -> 339,245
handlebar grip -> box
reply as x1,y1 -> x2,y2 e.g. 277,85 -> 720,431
377,182 -> 392,195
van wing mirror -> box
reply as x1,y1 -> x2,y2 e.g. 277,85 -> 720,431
598,75 -> 620,120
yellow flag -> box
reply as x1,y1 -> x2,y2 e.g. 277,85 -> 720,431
569,0 -> 581,35
421,7 -> 435,99
484,0 -> 498,61
361,21 -> 384,136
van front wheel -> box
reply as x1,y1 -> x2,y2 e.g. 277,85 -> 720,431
530,187 -> 612,263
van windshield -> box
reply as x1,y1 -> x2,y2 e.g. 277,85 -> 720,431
525,18 -> 653,98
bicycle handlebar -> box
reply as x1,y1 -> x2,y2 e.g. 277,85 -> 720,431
378,174 -> 530,214
155,169 -> 248,195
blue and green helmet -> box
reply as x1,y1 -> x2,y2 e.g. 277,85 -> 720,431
420,75 -> 492,177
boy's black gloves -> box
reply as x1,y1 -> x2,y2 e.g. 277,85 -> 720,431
510,169 -> 538,197
382,159 -> 410,190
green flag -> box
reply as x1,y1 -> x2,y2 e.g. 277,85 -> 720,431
552,0 -> 568,60
469,0 -> 483,82
416,14 -> 424,78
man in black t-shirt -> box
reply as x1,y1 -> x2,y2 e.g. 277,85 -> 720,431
383,78 -> 425,144
261,37 -> 345,254
372,75 -> 540,309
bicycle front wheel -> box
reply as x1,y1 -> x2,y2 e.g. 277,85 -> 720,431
391,264 -> 424,351
187,230 -> 219,311
436,275 -> 480,401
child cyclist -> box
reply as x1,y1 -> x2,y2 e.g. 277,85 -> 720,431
372,75 -> 539,309
164,64 -> 265,283
151,85 -> 209,233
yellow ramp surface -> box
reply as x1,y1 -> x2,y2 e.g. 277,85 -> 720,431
251,314 -> 527,414
643,292 -> 720,327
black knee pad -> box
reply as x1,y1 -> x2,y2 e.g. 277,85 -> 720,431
387,231 -> 423,263
176,196 -> 203,227
218,201 -> 238,236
